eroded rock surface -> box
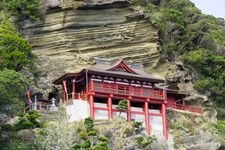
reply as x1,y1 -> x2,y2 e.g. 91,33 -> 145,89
22,0 -> 160,92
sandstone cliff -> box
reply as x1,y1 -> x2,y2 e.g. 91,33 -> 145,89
19,1 -> 221,149
22,0 -> 161,91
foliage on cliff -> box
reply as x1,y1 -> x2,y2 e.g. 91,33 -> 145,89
35,115 -> 156,150
0,0 -> 40,22
0,1 -> 38,117
131,0 -> 225,117
0,69 -> 28,116
0,110 -> 42,150
131,0 -> 225,147
0,18 -> 35,71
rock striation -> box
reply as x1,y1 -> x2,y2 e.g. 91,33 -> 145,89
22,0 -> 160,90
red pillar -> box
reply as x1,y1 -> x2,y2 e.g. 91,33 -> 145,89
162,103 -> 168,139
89,94 -> 94,119
108,96 -> 112,120
144,101 -> 150,135
72,79 -> 76,99
63,80 -> 68,102
127,99 -> 131,122
162,89 -> 168,139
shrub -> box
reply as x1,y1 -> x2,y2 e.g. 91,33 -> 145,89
1,124 -> 15,132
194,78 -> 211,92
136,136 -> 144,145
123,127 -> 133,136
164,8 -> 186,26
73,144 -> 81,150
134,121 -> 143,128
217,108 -> 225,120
88,130 -> 97,136
0,19 -> 35,71
215,120 -> 225,133
36,119 -> 84,150
82,139 -> 91,148
117,100 -> 128,116
3,0 -> 40,22
136,135 -> 156,148
98,136 -> 108,142
15,110 -> 42,131
79,131 -> 88,140
0,69 -> 27,116
93,144 -> 108,150
7,140 -> 37,150
99,141 -> 108,147
84,117 -> 94,131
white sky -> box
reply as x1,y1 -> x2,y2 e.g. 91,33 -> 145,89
190,0 -> 225,19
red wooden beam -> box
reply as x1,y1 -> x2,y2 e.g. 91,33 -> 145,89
127,100 -> 131,122
89,95 -> 94,119
62,80 -> 68,102
108,97 -> 112,120
144,101 -> 150,135
162,103 -> 167,139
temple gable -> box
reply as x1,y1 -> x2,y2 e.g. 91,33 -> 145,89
107,59 -> 138,74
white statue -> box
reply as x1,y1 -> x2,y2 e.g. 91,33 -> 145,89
50,98 -> 58,111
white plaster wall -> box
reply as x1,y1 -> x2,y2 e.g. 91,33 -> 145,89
94,110 -> 108,119
112,104 -> 118,109
66,100 -> 89,122
150,116 -> 163,137
131,114 -> 145,127
113,112 -> 127,119
149,109 -> 160,113
131,106 -> 143,111
94,102 -> 108,119
112,104 -> 127,119
95,102 -> 107,108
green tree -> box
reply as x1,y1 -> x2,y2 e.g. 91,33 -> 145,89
3,0 -> 40,22
0,69 -> 27,116
0,18 -> 35,71
117,100 -> 128,116
15,110 -> 42,131
84,117 -> 94,131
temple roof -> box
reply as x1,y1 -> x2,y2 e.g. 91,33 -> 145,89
53,59 -> 164,84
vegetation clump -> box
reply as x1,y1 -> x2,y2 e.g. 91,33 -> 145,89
117,100 -> 128,116
1,0 -> 40,22
136,135 -> 156,149
0,110 -> 42,150
0,69 -> 28,116
0,18 -> 36,71
130,0 -> 225,143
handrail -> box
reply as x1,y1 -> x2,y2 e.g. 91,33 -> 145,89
67,92 -> 87,100
24,105 -> 32,113
91,82 -> 164,99
167,102 -> 203,114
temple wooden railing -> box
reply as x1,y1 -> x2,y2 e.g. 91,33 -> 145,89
167,102 -> 203,114
67,93 -> 87,100
91,82 -> 164,99
24,105 -> 32,113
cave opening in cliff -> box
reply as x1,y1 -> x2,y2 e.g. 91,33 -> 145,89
48,88 -> 60,104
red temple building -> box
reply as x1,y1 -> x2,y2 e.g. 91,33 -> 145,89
53,59 -> 202,139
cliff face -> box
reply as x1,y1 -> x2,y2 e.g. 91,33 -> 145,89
20,1 -> 221,149
22,0 -> 160,89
